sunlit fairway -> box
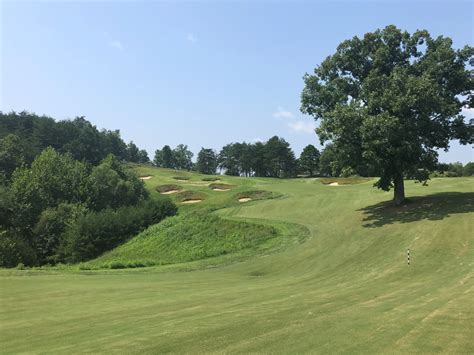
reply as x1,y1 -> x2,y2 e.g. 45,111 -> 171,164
0,166 -> 473,353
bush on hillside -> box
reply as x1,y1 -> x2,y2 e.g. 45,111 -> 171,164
60,198 -> 177,262
0,230 -> 37,268
33,203 -> 87,264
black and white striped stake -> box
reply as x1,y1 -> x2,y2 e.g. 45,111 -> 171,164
407,249 -> 410,266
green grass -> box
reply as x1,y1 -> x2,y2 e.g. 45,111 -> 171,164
1,167 -> 473,353
88,213 -> 281,269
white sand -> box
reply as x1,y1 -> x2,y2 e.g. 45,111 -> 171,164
328,182 -> 340,186
212,188 -> 230,192
161,190 -> 179,195
139,176 -> 153,180
181,199 -> 203,204
239,198 -> 252,203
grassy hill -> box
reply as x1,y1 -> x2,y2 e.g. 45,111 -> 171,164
0,166 -> 473,353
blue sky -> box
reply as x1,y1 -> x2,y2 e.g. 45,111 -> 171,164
1,0 -> 472,163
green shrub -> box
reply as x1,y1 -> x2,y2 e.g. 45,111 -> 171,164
60,198 -> 177,262
0,230 -> 37,267
33,203 -> 87,264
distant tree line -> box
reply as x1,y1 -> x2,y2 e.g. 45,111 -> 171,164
0,111 -> 150,165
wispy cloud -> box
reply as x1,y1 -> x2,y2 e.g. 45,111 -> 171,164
252,137 -> 264,143
186,33 -> 198,43
288,120 -> 316,134
108,40 -> 124,50
273,106 -> 295,119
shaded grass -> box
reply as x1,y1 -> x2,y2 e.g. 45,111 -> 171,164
173,176 -> 191,181
175,190 -> 208,202
202,177 -> 221,181
155,184 -> 183,193
209,183 -> 234,190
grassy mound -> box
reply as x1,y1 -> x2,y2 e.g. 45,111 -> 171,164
155,184 -> 183,193
319,177 -> 372,185
90,213 -> 279,268
234,190 -> 279,201
173,176 -> 190,181
175,190 -> 207,203
202,177 -> 220,181
209,183 -> 233,190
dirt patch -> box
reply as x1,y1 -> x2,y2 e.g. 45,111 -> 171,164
139,176 -> 153,180
239,198 -> 252,203
181,199 -> 203,204
161,190 -> 179,195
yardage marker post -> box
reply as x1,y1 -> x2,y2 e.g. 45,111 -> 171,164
407,248 -> 410,266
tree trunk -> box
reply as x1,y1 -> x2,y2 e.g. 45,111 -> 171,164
393,173 -> 406,206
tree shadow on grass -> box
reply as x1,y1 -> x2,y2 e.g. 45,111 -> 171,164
359,192 -> 474,228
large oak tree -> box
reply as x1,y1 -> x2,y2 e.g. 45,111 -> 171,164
301,26 -> 473,204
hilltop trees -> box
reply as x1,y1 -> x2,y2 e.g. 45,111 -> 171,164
217,137 -> 296,177
173,144 -> 194,170
301,25 -> 473,204
298,144 -> 320,176
0,111 -> 145,164
154,145 -> 175,168
0,134 -> 25,180
196,148 -> 218,175
153,144 -> 193,170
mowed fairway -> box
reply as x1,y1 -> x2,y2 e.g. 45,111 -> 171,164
1,171 -> 473,353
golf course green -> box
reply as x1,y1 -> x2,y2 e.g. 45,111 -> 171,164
1,166 -> 473,353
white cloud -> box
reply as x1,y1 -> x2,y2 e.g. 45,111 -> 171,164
273,106 -> 295,119
252,137 -> 264,143
186,33 -> 198,43
108,40 -> 124,50
461,107 -> 474,118
287,120 -> 316,134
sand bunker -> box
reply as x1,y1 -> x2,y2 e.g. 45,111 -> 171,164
181,199 -> 203,204
328,182 -> 340,186
139,176 -> 153,180
161,190 -> 179,195
239,198 -> 252,203
212,188 -> 230,192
